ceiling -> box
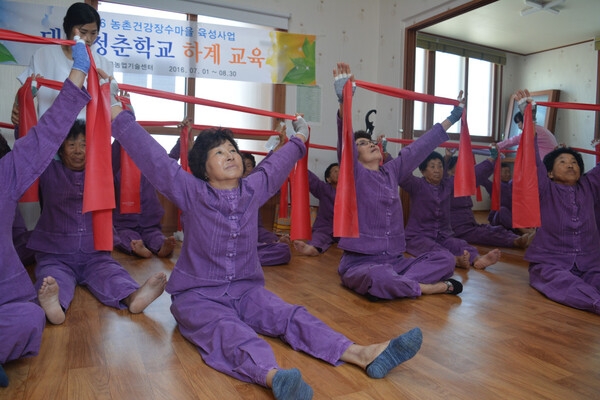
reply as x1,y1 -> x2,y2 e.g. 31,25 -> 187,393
420,0 -> 600,55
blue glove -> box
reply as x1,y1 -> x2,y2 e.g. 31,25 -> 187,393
447,105 -> 463,125
291,116 -> 309,140
334,74 -> 356,103
71,36 -> 90,74
489,145 -> 498,160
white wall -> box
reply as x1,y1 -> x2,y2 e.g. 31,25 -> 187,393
503,41 -> 598,172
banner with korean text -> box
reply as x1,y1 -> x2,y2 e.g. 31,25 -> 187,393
0,1 -> 316,85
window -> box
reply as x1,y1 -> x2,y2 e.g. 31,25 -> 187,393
97,2 -> 276,156
413,46 -> 500,140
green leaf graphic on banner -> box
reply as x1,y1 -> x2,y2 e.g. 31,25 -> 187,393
0,42 -> 17,63
283,38 -> 315,85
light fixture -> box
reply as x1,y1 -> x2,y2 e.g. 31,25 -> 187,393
520,0 -> 565,16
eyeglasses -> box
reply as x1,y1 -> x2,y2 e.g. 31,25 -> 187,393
356,140 -> 377,147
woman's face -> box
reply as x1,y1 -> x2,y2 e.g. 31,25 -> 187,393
422,158 -> 444,185
355,138 -> 382,165
549,153 -> 581,186
501,166 -> 512,182
205,140 -> 243,189
326,165 -> 340,185
243,157 -> 255,177
60,133 -> 86,171
70,22 -> 98,46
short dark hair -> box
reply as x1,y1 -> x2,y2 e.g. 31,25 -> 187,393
446,156 -> 458,172
543,147 -> 584,174
419,151 -> 444,172
58,119 -> 86,159
242,152 -> 256,168
188,127 -> 240,180
0,133 -> 11,159
353,130 -> 371,142
513,112 -> 523,125
63,3 -> 101,39
501,162 -> 510,169
324,162 -> 339,181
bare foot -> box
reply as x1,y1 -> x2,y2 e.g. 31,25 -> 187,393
279,235 -> 291,245
126,272 -> 167,313
473,249 -> 501,270
38,276 -> 65,325
157,236 -> 176,257
455,250 -> 470,269
514,232 -> 535,249
131,239 -> 152,258
293,240 -> 319,256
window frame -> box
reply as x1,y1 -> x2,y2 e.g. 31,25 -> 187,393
95,1 -> 286,144
412,48 -> 502,143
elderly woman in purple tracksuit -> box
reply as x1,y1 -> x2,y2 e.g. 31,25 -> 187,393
0,39 -> 90,387
487,163 -> 516,231
242,152 -> 292,266
446,155 -> 532,249
333,62 -> 463,301
0,134 -> 35,266
109,93 -> 423,399
111,141 -> 176,258
402,151 -> 502,270
526,144 -> 600,314
28,118 -> 167,326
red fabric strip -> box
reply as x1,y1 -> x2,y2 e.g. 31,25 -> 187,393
17,77 -> 40,203
119,147 -> 141,214
290,134 -> 311,240
333,81 -> 360,238
308,143 -> 336,151
83,50 -> 115,250
117,96 -> 141,214
453,112 -> 476,197
491,158 -> 501,211
475,185 -> 482,202
512,104 -> 540,228
355,80 -> 459,106
537,101 -> 600,112
180,125 -> 190,172
0,28 -> 70,46
119,83 -> 297,121
137,120 -> 181,127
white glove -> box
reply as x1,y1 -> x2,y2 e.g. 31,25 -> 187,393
265,135 -> 280,152
109,79 -> 121,108
334,73 -> 356,103
291,116 -> 309,140
517,96 -> 537,120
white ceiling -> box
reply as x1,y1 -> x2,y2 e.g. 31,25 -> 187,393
420,0 -> 600,55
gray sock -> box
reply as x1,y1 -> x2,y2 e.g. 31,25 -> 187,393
366,327 -> 423,379
272,368 -> 313,400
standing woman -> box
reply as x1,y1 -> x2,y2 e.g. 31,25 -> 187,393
12,2 -> 114,124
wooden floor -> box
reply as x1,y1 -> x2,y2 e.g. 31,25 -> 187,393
3,221 -> 600,399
